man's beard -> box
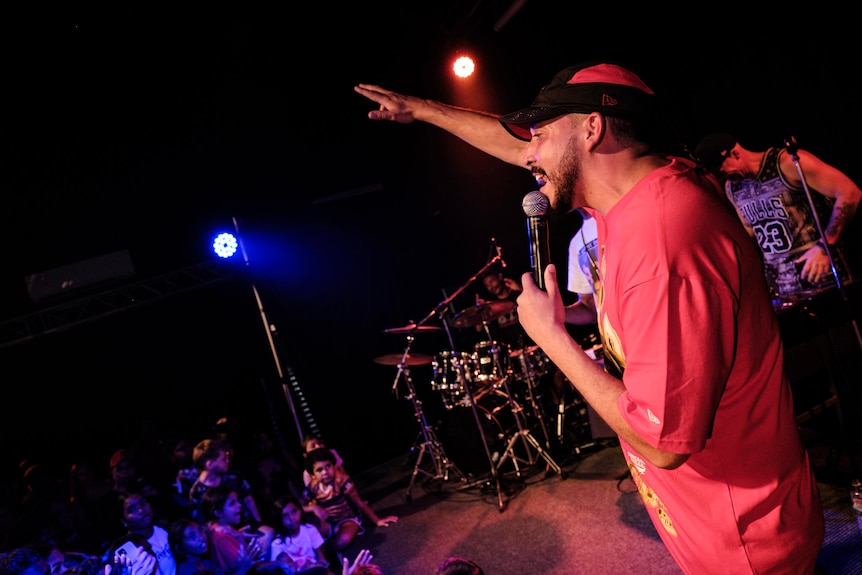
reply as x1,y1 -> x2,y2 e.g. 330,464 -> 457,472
547,135 -> 580,221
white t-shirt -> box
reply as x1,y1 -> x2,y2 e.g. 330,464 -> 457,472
270,524 -> 326,571
148,525 -> 176,575
567,211 -> 598,297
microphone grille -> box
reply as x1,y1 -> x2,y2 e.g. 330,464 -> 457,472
522,190 -> 550,216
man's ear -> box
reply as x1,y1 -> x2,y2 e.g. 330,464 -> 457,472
584,112 -> 606,151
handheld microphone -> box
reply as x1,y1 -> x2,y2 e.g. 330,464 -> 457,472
522,191 -> 551,289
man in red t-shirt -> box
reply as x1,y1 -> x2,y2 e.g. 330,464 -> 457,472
355,61 -> 824,574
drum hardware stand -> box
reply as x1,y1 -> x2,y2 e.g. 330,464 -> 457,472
415,249 -> 508,511
494,351 -> 565,480
392,334 -> 465,502
475,310 -> 563,479
517,362 -> 554,453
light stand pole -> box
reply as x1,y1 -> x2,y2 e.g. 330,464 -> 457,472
231,216 -> 305,442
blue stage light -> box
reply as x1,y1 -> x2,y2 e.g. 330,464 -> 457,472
212,232 -> 238,259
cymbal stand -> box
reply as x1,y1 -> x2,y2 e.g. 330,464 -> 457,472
476,323 -> 558,474
517,366 -> 554,453
395,334 -> 464,502
414,250 -> 507,511
494,344 -> 564,479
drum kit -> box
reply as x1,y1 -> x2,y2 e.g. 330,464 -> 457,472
374,257 -> 568,510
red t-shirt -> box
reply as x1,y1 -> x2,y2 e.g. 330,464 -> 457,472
592,158 -> 823,574
207,523 -> 249,574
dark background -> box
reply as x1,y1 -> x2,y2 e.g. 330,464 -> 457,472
1,7 -> 860,482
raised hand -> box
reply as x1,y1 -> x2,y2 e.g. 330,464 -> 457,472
354,84 -> 423,124
343,549 -> 374,575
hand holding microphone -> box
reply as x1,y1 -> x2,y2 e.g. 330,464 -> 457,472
522,190 -> 551,289
517,263 -> 566,352
518,190 -> 567,346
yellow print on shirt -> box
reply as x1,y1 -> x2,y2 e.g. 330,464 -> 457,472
627,461 -> 678,538
595,246 -> 625,376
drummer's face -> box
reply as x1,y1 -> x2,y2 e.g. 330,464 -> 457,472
483,274 -> 505,297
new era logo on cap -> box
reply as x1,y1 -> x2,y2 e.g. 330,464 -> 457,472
602,94 -> 619,107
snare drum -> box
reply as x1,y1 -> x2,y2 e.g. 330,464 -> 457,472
431,351 -> 472,409
472,340 -> 508,385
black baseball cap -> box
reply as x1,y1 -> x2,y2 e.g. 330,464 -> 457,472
498,62 -> 656,141
694,133 -> 737,172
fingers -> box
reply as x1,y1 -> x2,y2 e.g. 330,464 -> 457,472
796,248 -> 832,282
356,549 -> 373,564
520,265 -> 557,293
354,84 -> 389,104
344,550 -> 373,574
544,264 -> 559,297
355,83 -> 384,92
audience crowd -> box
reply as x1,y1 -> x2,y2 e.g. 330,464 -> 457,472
0,420 -> 425,575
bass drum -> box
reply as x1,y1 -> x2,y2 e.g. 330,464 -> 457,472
438,390 -> 513,475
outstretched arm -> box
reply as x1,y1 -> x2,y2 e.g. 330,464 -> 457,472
345,484 -> 398,527
354,83 -> 530,168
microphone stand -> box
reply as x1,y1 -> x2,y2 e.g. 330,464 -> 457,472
784,137 -> 862,351
414,253 -> 508,511
784,137 -> 861,476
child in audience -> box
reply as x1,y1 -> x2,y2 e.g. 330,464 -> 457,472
269,495 -> 330,575
302,449 -> 397,557
200,485 -> 266,575
105,534 -> 159,575
0,547 -> 51,575
166,438 -> 198,518
300,437 -> 345,487
120,493 -> 176,575
188,438 -> 275,556
168,518 -> 217,575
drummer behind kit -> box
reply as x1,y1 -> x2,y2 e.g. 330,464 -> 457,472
376,258 -> 612,507
435,299 -> 601,472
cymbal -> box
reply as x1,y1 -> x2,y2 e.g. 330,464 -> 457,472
451,300 -> 516,328
373,353 -> 433,366
382,323 -> 442,334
